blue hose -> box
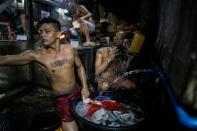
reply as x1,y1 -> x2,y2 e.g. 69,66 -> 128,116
156,67 -> 197,130
126,67 -> 197,129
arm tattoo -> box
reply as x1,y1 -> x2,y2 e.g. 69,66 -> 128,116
32,50 -> 40,55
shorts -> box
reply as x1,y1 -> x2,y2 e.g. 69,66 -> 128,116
83,20 -> 95,33
55,87 -> 81,122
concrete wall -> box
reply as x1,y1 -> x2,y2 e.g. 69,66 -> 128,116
0,41 -> 31,92
155,0 -> 197,98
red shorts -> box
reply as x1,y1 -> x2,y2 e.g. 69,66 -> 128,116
55,87 -> 81,122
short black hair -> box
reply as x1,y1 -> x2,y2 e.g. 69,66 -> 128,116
36,17 -> 61,31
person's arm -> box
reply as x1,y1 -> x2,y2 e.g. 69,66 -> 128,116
125,54 -> 134,69
78,5 -> 92,20
95,49 -> 108,75
95,48 -> 117,75
0,50 -> 35,65
74,48 -> 89,98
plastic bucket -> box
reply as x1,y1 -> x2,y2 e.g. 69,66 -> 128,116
71,92 -> 145,131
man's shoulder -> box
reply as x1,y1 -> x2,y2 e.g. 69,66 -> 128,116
31,48 -> 45,54
96,47 -> 107,56
63,44 -> 75,48
61,44 -> 76,51
19,49 -> 42,59
98,47 -> 110,52
21,49 -> 38,55
97,48 -> 103,53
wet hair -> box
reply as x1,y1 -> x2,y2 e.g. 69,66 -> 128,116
36,17 -> 61,31
116,45 -> 128,61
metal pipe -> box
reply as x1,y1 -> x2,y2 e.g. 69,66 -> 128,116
25,0 -> 34,49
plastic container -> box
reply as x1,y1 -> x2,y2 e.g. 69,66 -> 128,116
128,31 -> 145,54
71,94 -> 145,131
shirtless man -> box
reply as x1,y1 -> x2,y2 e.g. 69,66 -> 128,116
71,0 -> 95,45
114,31 -> 130,48
95,33 -> 136,91
0,18 -> 89,131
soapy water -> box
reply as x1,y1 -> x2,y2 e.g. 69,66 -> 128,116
75,98 -> 145,127
74,69 -> 151,127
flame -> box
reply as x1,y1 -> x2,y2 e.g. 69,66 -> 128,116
60,34 -> 65,39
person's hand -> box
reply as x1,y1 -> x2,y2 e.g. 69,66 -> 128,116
81,86 -> 90,98
72,21 -> 80,28
108,47 -> 118,62
123,39 -> 130,48
77,18 -> 83,24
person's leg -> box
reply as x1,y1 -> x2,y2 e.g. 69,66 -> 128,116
60,87 -> 81,131
55,94 -> 79,131
61,120 -> 78,131
113,78 -> 136,90
79,21 -> 90,42
120,79 -> 136,90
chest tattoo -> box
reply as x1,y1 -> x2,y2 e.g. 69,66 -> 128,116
50,59 -> 72,68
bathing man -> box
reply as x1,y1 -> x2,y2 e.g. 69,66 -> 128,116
0,18 -> 89,131
95,31 -> 136,91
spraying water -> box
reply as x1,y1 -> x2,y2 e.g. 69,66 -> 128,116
96,69 -> 156,97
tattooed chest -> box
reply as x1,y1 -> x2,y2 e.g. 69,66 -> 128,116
49,58 -> 73,68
